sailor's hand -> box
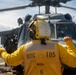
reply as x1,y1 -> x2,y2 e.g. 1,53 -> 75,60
0,48 -> 6,57
63,36 -> 72,41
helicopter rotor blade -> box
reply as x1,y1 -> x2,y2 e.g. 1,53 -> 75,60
0,3 -> 34,12
59,5 -> 76,10
0,0 -> 75,12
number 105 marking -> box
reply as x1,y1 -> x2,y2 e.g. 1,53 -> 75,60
46,52 -> 56,57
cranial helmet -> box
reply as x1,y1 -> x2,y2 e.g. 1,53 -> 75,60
28,19 -> 51,40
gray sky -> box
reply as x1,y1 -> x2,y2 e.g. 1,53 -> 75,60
0,0 -> 76,31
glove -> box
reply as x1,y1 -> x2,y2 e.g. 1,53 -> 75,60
0,48 -> 6,57
63,36 -> 72,41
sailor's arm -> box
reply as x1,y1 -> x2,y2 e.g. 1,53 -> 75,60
0,45 -> 24,66
58,36 -> 76,68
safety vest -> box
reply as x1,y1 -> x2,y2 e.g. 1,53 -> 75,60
23,40 -> 62,75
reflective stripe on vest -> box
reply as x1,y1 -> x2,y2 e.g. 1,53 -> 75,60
26,43 -> 55,51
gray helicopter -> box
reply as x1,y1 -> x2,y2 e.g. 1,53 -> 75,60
15,0 -> 76,48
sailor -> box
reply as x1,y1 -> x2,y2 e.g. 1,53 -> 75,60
0,19 -> 76,75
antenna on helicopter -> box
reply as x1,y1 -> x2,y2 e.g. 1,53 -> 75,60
55,7 -> 57,14
38,6 -> 40,14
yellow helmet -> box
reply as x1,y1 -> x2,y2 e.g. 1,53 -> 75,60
29,19 -> 51,40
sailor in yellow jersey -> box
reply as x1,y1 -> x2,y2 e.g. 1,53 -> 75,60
0,19 -> 76,75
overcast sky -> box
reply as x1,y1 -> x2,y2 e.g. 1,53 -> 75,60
0,0 -> 76,31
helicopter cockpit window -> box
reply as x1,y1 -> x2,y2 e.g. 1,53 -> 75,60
57,23 -> 76,39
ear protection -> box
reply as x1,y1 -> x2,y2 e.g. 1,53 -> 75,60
28,21 -> 36,39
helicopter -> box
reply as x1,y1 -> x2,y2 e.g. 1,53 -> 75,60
0,0 -> 76,75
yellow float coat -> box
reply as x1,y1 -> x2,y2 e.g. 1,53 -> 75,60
0,39 -> 76,75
